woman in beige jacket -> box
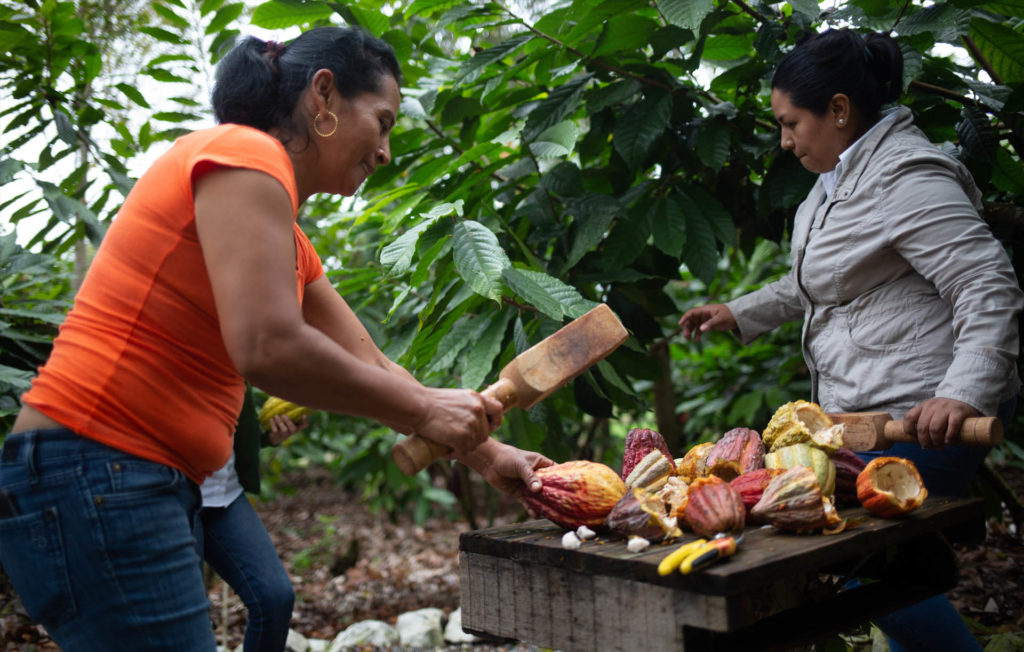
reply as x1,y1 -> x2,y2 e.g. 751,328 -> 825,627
680,29 -> 1020,652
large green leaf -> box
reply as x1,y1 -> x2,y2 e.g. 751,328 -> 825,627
250,0 -> 333,28
461,308 -> 513,390
522,74 -> 592,142
456,34 -> 532,85
612,92 -> 672,170
992,146 -> 1024,193
969,17 -> 1024,84
651,195 -> 686,258
502,267 -> 565,320
452,220 -> 510,302
657,0 -> 713,31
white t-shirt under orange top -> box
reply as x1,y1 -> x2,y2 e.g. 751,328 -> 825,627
23,124 -> 324,484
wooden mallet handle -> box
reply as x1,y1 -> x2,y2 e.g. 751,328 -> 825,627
882,416 -> 1003,447
391,378 -> 519,476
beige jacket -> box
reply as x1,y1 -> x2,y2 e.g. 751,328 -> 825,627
727,106 -> 1022,418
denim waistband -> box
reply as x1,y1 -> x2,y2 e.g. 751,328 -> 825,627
2,428 -> 102,463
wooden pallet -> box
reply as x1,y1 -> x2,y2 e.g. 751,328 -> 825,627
460,497 -> 980,651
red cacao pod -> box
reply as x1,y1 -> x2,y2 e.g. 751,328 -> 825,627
622,428 -> 675,479
729,468 -> 785,523
520,460 -> 626,529
831,447 -> 868,507
856,456 -> 927,518
606,487 -> 682,542
683,476 -> 746,538
705,427 -> 766,481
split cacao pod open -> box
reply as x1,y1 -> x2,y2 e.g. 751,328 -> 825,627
520,460 -> 626,529
705,427 -> 765,481
678,441 -> 714,482
624,449 -> 674,492
856,456 -> 928,518
683,476 -> 746,538
765,443 -> 836,497
606,487 -> 682,542
762,400 -> 834,452
831,447 -> 868,506
622,428 -> 675,479
730,468 -> 785,523
750,465 -> 842,533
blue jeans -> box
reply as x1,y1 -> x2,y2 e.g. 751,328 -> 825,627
853,398 -> 1016,652
0,429 -> 216,651
197,494 -> 294,652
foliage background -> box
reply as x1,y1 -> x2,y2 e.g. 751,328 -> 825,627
2,0 -> 1023,521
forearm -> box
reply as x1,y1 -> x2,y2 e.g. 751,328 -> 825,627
726,274 -> 804,345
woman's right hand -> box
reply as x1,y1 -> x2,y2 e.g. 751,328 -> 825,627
678,304 -> 737,341
408,387 -> 504,457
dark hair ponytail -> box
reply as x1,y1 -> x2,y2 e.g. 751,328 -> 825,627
772,29 -> 903,124
212,26 -> 402,135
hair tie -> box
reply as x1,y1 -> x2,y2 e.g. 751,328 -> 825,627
264,40 -> 284,72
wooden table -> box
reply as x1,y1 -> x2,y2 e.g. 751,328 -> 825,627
459,497 -> 982,651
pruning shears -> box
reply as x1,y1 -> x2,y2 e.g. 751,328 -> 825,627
657,533 -> 743,576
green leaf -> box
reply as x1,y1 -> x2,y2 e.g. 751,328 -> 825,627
502,267 -> 564,320
992,146 -> 1024,193
695,119 -> 730,171
651,195 -> 686,257
426,313 -> 488,373
138,25 -> 188,45
206,3 -> 244,35
657,0 -> 713,31
957,104 -> 997,162
53,110 -> 76,145
461,309 -> 513,390
681,202 -> 719,285
601,212 -> 649,270
457,34 -> 532,85
380,220 -> 434,277
613,91 -> 672,170
592,14 -> 657,57
522,74 -> 592,142
529,120 -> 578,159
116,83 -> 150,108
452,220 -> 510,302
251,0 -> 333,29
684,185 -> 735,247
787,0 -> 820,19
969,17 -> 1024,83
702,34 -> 753,62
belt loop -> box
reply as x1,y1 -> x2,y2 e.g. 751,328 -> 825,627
24,433 -> 40,485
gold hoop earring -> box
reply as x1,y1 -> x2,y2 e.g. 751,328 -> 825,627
313,110 -> 338,138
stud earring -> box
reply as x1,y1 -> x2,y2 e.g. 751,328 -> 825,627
838,118 -> 846,126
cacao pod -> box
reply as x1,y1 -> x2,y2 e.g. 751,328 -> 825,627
606,487 -> 682,542
622,428 -> 675,479
831,447 -> 868,506
765,443 -> 836,497
520,460 -> 626,529
656,475 -> 690,519
750,465 -> 842,533
624,449 -> 674,492
258,396 -> 311,429
683,476 -> 746,538
762,400 -> 833,452
678,441 -> 714,482
856,456 -> 928,518
729,468 -> 785,523
705,427 -> 766,481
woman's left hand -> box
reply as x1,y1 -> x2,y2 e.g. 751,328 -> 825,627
902,398 -> 981,448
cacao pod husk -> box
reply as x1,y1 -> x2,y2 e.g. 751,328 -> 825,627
831,447 -> 868,506
856,456 -> 927,518
730,468 -> 785,523
656,475 -> 689,519
622,428 -> 675,479
678,441 -> 714,482
763,400 -> 833,452
705,427 -> 766,481
765,443 -> 836,497
683,476 -> 746,538
624,449 -> 674,492
606,487 -> 682,542
750,465 -> 842,533
520,460 -> 626,529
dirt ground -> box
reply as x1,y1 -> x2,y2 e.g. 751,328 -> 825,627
2,464 -> 1022,651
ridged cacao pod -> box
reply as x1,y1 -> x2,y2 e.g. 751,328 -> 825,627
678,441 -> 714,482
622,428 -> 675,479
730,468 -> 785,523
656,475 -> 690,519
856,456 -> 928,518
606,487 -> 682,542
765,443 -> 837,497
520,460 -> 626,529
750,465 -> 842,533
705,427 -> 766,481
683,476 -> 746,538
763,400 -> 834,452
831,447 -> 868,506
624,449 -> 674,492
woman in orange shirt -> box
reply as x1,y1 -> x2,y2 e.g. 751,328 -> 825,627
0,27 -> 550,651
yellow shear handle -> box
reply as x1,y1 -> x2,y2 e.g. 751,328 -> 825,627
679,536 -> 738,575
657,539 -> 708,576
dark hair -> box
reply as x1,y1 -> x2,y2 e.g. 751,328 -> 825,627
212,26 -> 401,135
772,29 -> 903,124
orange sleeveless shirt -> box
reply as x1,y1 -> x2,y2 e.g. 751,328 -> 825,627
22,125 -> 323,483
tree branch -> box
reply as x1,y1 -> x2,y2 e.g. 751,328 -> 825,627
961,34 -> 1004,86
909,79 -> 995,114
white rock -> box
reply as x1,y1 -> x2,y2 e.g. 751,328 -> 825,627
627,536 -> 650,553
984,597 -> 999,613
307,640 -> 329,652
285,628 -> 309,652
444,608 -> 479,644
562,531 -> 582,550
327,620 -> 399,651
396,607 -> 445,648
